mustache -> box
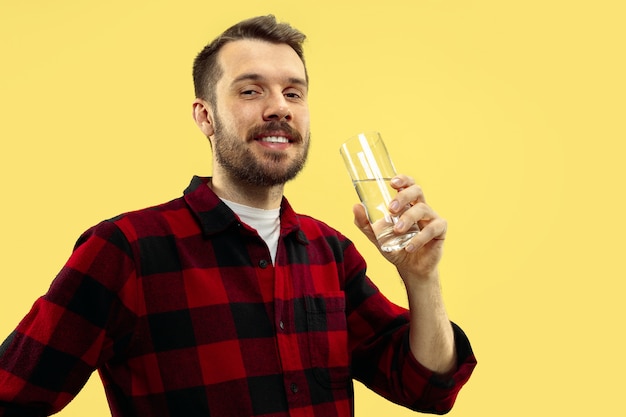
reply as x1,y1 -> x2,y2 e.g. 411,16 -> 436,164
246,121 -> 304,143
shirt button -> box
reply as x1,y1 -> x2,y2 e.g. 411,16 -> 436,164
290,383 -> 299,393
279,320 -> 285,330
258,259 -> 269,268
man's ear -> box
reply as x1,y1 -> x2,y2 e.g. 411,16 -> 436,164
192,98 -> 215,137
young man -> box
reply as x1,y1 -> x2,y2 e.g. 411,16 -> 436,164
0,15 -> 476,417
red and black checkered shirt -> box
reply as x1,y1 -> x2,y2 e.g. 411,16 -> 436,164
0,176 -> 476,417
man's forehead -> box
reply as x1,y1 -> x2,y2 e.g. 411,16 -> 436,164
218,39 -> 306,82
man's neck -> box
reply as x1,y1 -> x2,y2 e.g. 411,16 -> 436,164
209,175 -> 284,210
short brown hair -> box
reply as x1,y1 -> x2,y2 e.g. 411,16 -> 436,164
193,15 -> 307,104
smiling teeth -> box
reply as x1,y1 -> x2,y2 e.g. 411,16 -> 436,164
260,136 -> 289,143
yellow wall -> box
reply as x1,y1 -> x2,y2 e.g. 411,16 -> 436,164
1,1 -> 625,415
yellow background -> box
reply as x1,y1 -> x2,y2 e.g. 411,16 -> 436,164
1,1 -> 625,416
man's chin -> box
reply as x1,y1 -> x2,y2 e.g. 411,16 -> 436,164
239,163 -> 305,187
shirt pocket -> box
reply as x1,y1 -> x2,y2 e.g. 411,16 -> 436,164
304,292 -> 350,389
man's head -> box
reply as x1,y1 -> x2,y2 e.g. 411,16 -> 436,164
191,16 -> 311,189
193,15 -> 307,106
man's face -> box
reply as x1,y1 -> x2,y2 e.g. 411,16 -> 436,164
209,39 -> 310,187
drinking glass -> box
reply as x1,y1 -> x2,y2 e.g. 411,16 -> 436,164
340,131 -> 419,252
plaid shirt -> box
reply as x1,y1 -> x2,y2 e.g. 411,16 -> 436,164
0,176 -> 476,417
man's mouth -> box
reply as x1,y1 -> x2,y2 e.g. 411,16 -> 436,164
258,136 -> 290,144
248,122 -> 301,147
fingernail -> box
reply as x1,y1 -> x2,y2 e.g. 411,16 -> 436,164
405,243 -> 416,253
389,200 -> 400,211
391,177 -> 402,186
395,220 -> 405,230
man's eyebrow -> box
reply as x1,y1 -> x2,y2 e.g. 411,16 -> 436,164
231,73 -> 308,88
231,73 -> 262,84
287,77 -> 308,88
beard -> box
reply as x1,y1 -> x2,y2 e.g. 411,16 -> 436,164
212,114 -> 310,187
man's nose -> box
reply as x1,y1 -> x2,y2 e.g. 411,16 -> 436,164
263,94 -> 292,121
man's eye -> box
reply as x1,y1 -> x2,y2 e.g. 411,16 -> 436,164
241,90 -> 259,96
285,89 -> 304,99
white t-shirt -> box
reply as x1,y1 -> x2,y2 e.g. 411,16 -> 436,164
221,198 -> 281,265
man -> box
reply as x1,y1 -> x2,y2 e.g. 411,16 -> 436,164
0,15 -> 476,417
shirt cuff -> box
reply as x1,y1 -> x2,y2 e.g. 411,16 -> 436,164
403,321 -> 477,412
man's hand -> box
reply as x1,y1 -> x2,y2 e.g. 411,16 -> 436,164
352,174 -> 447,281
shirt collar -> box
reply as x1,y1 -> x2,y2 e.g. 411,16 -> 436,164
183,176 -> 308,244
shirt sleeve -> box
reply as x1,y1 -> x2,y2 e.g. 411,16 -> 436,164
0,221 -> 138,416
343,242 -> 477,414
